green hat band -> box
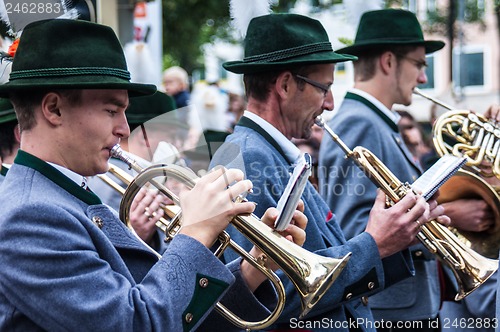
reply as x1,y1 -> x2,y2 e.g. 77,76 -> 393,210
243,42 -> 332,63
9,67 -> 131,80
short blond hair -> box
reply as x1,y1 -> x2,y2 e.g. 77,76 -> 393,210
163,66 -> 189,90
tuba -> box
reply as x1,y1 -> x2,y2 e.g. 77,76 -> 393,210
315,116 -> 498,301
99,145 -> 351,330
414,87 -> 500,259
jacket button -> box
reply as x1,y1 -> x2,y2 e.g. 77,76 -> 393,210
361,296 -> 369,306
367,282 -> 375,290
185,313 -> 193,323
345,293 -> 352,300
414,250 -> 423,257
199,278 -> 209,288
92,216 -> 103,229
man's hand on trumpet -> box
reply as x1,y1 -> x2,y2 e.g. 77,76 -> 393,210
179,166 -> 308,291
178,167 -> 256,248
244,199 -> 307,291
129,187 -> 166,245
365,190 -> 450,259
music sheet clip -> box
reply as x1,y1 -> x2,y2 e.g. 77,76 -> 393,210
275,153 -> 312,231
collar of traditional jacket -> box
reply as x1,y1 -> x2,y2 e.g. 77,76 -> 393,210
240,111 -> 301,164
0,163 -> 9,176
14,150 -> 102,205
345,89 -> 400,132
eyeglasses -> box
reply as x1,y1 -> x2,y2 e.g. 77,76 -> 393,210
398,55 -> 428,71
294,74 -> 332,97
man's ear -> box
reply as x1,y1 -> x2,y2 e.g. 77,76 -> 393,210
14,124 -> 21,144
40,92 -> 62,126
276,71 -> 294,98
379,51 -> 396,75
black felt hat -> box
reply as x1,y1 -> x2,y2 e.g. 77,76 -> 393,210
0,19 -> 157,97
223,13 -> 357,74
336,9 -> 445,56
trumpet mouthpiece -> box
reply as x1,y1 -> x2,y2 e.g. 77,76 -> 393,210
110,144 -> 122,158
315,116 -> 325,127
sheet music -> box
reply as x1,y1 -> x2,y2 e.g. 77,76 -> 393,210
411,155 -> 467,201
275,153 -> 312,231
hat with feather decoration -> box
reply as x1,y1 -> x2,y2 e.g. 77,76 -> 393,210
223,1 -> 357,74
0,19 -> 157,97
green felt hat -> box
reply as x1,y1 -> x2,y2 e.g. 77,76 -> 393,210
126,91 -> 176,125
337,9 -> 445,56
223,13 -> 357,74
0,19 -> 157,97
0,98 -> 15,124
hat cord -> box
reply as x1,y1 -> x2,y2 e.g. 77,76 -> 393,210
243,41 -> 332,63
9,67 -> 131,80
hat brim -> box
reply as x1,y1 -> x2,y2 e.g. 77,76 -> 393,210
336,40 -> 445,56
0,113 -> 16,124
0,77 -> 157,98
223,51 -> 358,74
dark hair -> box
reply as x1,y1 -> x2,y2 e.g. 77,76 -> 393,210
243,71 -> 281,102
396,109 -> 416,122
0,120 -> 18,159
10,89 -> 82,132
353,45 -> 420,81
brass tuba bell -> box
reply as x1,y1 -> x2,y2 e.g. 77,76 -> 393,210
99,145 -> 352,330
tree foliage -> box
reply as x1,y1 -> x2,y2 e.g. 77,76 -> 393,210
162,0 -> 231,73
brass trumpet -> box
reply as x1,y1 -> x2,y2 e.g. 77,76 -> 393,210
100,145 -> 351,330
414,87 -> 500,258
315,116 -> 498,301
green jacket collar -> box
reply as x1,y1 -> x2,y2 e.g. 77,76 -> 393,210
345,92 -> 399,132
14,150 -> 102,205
0,164 -> 8,176
237,116 -> 291,163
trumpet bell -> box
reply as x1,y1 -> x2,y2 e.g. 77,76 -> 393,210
297,253 -> 351,318
435,219 -> 499,300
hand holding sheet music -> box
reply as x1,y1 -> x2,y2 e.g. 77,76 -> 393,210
411,155 -> 467,201
275,153 -> 312,231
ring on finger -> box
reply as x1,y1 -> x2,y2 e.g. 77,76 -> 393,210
414,219 -> 422,228
144,207 -> 153,219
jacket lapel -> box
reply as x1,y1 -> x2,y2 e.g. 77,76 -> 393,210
87,205 -> 160,260
391,132 -> 422,176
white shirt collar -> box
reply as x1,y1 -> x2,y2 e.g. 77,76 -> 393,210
348,88 -> 401,124
243,111 -> 301,163
47,162 -> 88,188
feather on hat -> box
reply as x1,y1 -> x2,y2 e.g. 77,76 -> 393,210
230,0 -> 272,39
